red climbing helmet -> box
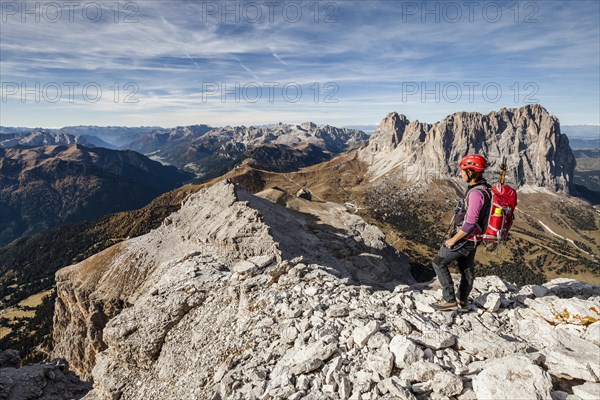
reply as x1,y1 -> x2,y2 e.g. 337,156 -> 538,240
459,154 -> 487,172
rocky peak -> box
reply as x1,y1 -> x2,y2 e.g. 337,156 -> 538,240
52,181 -> 413,381
358,105 -> 576,193
300,122 -> 318,131
47,180 -> 600,400
367,112 -> 412,153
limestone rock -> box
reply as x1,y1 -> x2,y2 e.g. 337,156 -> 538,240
409,331 -> 456,350
572,382 -> 600,400
378,377 -> 418,399
277,340 -> 339,375
400,361 -> 444,383
584,321 -> 600,346
540,329 -> 600,382
0,357 -> 91,400
431,371 -> 463,397
529,297 -> 600,326
366,348 -> 394,379
358,104 -> 575,192
472,356 -> 552,400
352,321 -> 381,348
389,337 -> 424,368
474,293 -> 502,312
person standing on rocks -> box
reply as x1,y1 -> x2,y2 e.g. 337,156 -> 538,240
431,154 -> 492,311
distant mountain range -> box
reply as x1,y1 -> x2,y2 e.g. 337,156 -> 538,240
0,144 -> 193,246
0,130 -> 116,149
1,123 -> 369,179
0,126 -> 167,147
561,125 -> 599,149
127,122 -> 368,178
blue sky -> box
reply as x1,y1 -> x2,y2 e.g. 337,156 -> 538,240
1,0 -> 599,128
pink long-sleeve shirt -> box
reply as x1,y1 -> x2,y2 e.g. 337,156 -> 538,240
460,189 -> 486,234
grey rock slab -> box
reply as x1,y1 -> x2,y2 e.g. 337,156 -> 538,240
271,340 -> 338,377
529,297 -> 600,326
248,255 -> 275,269
327,304 -> 350,318
377,377 -> 417,400
572,382 -> 600,400
408,330 -> 456,350
389,336 -> 424,368
352,321 -> 380,348
540,329 -> 600,382
338,376 -> 352,400
532,285 -> 549,298
430,371 -> 463,397
0,358 -> 92,400
232,260 -> 260,276
474,293 -> 502,313
400,361 -> 444,383
544,278 -> 600,299
584,321 -> 600,347
472,355 -> 552,400
0,350 -> 20,368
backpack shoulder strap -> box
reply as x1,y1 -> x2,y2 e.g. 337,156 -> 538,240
466,182 -> 492,203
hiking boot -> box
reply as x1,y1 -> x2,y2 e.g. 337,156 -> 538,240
457,300 -> 470,312
431,300 -> 458,311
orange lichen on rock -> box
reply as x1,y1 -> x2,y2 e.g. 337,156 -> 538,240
549,303 -> 599,326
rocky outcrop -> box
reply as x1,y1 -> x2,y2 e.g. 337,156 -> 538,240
53,181 -> 413,381
358,104 -> 576,193
50,180 -> 600,400
0,350 -> 91,400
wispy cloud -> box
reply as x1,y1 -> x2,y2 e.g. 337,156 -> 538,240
272,53 -> 288,66
0,0 -> 598,127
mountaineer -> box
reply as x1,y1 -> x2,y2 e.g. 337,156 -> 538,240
431,154 -> 492,311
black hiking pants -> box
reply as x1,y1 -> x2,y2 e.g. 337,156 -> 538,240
432,240 -> 477,303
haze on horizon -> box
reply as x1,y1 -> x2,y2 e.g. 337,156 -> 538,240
1,0 -> 599,128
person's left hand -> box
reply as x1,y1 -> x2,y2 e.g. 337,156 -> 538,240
444,239 -> 456,248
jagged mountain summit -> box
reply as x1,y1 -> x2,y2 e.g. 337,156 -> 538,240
47,181 -> 600,400
358,104 -> 576,193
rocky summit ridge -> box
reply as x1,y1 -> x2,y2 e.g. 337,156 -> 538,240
358,104 -> 576,193
40,180 -> 600,400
